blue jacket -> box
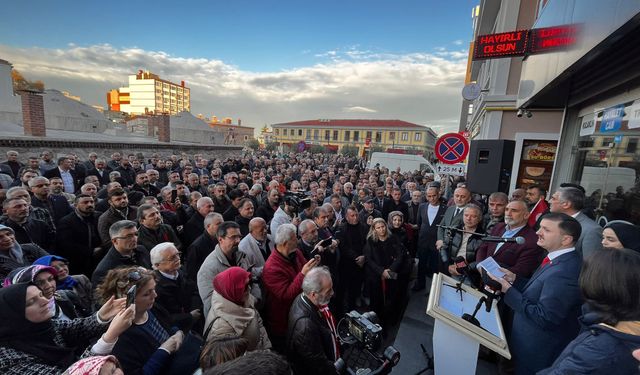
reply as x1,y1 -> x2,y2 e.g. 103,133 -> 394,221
538,310 -> 640,374
503,250 -> 583,375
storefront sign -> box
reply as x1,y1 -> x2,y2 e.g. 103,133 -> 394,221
580,114 -> 597,136
600,104 -> 625,132
473,24 -> 579,60
628,102 -> 640,129
522,141 -> 557,162
474,30 -> 529,59
529,25 -> 580,54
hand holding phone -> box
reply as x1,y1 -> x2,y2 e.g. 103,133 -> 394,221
319,237 -> 333,248
126,285 -> 137,308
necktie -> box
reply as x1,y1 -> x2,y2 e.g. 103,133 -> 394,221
455,208 -> 461,216
540,256 -> 551,268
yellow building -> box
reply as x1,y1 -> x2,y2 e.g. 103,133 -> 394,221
271,119 -> 437,157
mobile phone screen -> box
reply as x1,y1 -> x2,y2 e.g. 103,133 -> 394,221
126,285 -> 137,307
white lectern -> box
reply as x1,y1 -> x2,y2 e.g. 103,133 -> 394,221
426,273 -> 510,375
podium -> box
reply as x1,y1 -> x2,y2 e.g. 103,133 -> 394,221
426,273 -> 510,375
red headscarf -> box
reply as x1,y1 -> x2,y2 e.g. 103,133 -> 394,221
213,267 -> 250,305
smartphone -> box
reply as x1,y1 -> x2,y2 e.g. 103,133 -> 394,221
171,189 -> 178,202
388,271 -> 398,280
126,285 -> 137,308
319,237 -> 333,248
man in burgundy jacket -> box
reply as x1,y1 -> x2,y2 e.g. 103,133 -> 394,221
262,223 -> 318,353
474,200 -> 544,279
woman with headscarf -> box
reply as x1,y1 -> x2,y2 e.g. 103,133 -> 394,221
539,248 -> 640,374
5,265 -> 82,320
364,218 -> 406,325
203,266 -> 271,351
0,224 -> 48,280
0,283 -> 133,375
33,255 -> 93,317
601,221 -> 640,252
64,355 -> 123,375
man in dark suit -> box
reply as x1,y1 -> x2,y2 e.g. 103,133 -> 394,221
413,186 -> 447,291
436,187 -> 471,255
474,200 -> 544,278
28,176 -> 73,227
44,156 -> 80,194
373,187 -> 390,214
490,213 -> 583,375
87,159 -> 112,187
383,187 -> 409,220
549,187 -> 603,258
56,194 -> 101,277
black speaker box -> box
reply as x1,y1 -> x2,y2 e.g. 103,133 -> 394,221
466,140 -> 515,195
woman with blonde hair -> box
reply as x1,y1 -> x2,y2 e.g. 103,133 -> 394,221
364,218 -> 406,325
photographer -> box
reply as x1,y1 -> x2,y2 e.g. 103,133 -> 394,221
270,194 -> 301,235
287,267 -> 339,375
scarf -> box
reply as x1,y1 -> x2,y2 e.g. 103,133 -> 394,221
0,283 -> 76,368
64,355 -> 119,375
213,266 -> 250,306
4,265 -> 57,287
32,255 -> 78,290
319,304 -> 340,359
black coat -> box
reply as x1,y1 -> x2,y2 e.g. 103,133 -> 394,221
287,294 -> 339,375
91,245 -> 151,287
31,195 -> 73,226
0,217 -> 55,252
335,221 -> 368,269
182,212 -> 206,248
137,224 -> 181,253
153,270 -> 200,331
43,167 -> 81,193
0,243 -> 48,280
56,211 -> 101,277
185,231 -> 217,284
86,168 -> 111,186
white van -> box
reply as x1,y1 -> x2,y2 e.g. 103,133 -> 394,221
368,152 -> 433,173
580,166 -> 636,195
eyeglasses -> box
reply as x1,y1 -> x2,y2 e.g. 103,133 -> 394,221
161,252 -> 182,263
223,234 -> 242,240
114,233 -> 138,240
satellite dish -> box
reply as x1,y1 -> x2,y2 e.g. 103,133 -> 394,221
462,83 -> 482,101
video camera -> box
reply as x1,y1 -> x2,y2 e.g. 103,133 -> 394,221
284,191 -> 312,214
344,311 -> 383,350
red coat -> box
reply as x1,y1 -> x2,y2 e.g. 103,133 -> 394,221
474,223 -> 544,278
262,249 -> 306,337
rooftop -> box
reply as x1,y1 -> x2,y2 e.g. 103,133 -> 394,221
274,119 -> 429,129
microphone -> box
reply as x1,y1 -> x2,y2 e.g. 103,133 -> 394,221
482,236 -> 525,244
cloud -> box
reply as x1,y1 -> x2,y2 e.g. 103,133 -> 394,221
343,106 -> 377,113
0,43 -> 468,134
453,39 -> 464,45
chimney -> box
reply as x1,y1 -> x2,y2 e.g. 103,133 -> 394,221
151,114 -> 170,143
18,89 -> 46,137
181,80 -> 185,87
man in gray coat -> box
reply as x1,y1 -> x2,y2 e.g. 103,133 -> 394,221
197,221 -> 253,316
549,187 -> 603,258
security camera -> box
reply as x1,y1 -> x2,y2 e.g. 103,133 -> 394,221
525,110 -> 533,118
516,109 -> 524,118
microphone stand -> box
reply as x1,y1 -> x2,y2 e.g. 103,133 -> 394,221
462,296 -> 486,327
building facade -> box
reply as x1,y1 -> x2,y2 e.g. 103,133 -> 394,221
459,0 -> 564,193
517,0 -> 640,226
271,119 -> 436,158
107,70 -> 190,115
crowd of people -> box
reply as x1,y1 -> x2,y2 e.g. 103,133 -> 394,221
0,148 -> 638,375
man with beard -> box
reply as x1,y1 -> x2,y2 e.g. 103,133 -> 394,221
56,194 -> 102,277
49,176 -> 76,205
97,188 -> 137,246
131,170 -> 160,197
28,176 -> 72,227
196,221 -> 254,316
335,206 -> 368,312
256,188 -> 280,225
136,204 -> 181,252
211,182 -> 231,214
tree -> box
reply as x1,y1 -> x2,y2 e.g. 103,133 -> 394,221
309,145 -> 325,154
246,139 -> 260,150
265,141 -> 278,152
371,145 -> 385,153
340,145 -> 359,157
11,69 -> 44,92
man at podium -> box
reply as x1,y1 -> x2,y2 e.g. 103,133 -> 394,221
489,213 -> 583,375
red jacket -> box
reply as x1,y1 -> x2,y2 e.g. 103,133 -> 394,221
262,249 -> 306,337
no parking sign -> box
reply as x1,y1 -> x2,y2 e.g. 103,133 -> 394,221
435,133 -> 469,165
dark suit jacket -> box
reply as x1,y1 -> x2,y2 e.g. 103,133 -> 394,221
87,168 -> 112,186
474,223 -> 544,278
373,197 -> 391,213
43,167 -> 81,193
417,203 -> 447,252
57,210 -> 101,277
31,195 -> 73,226
504,250 -> 583,375
436,205 -> 465,243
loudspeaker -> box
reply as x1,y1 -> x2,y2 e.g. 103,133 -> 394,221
466,140 -> 515,195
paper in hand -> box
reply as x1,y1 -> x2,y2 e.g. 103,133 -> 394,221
477,257 -> 505,278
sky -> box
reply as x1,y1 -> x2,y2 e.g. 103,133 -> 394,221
0,0 -> 477,134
